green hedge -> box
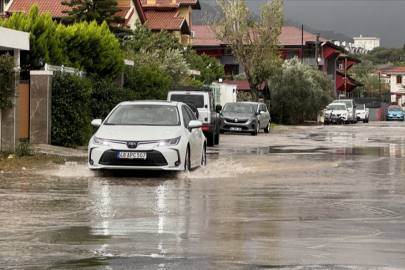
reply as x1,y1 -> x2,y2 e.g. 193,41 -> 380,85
0,54 -> 16,109
51,71 -> 93,148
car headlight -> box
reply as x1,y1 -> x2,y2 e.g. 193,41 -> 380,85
342,113 -> 347,116
93,136 -> 109,146
158,136 -> 181,147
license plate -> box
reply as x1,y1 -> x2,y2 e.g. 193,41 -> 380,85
230,127 -> 242,131
117,152 -> 147,159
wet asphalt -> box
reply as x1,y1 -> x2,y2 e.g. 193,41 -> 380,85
0,121 -> 404,269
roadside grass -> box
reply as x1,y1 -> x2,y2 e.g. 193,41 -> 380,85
0,152 -> 65,172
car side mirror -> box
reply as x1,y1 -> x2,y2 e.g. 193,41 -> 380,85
188,120 -> 202,130
91,119 -> 102,127
216,104 -> 222,113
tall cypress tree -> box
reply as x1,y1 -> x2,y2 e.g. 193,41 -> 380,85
61,0 -> 129,34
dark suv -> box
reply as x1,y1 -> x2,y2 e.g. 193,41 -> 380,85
167,87 -> 222,146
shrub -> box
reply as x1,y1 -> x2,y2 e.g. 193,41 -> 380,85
15,140 -> 35,157
51,71 -> 93,148
89,75 -> 138,119
124,65 -> 172,100
0,54 -> 16,109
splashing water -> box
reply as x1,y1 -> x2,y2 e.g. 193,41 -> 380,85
36,157 -> 251,179
177,156 -> 252,179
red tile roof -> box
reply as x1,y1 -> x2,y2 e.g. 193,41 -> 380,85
7,0 -> 71,18
140,0 -> 200,8
144,10 -> 185,30
386,67 -> 405,74
192,25 -> 223,46
278,26 -> 327,45
192,25 -> 329,47
6,0 -> 145,24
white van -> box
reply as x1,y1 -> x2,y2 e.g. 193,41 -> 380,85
332,99 -> 357,123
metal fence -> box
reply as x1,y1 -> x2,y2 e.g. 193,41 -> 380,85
44,64 -> 87,78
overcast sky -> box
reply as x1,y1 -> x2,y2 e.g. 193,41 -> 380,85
202,0 -> 405,48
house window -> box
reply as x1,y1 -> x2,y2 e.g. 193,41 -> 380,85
396,75 -> 402,84
0,0 -> 4,14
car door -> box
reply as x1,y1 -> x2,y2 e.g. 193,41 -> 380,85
182,105 -> 202,167
258,104 -> 269,128
262,104 -> 270,127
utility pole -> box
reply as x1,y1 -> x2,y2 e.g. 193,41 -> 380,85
315,33 -> 319,67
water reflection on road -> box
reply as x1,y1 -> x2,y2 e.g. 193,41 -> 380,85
0,123 -> 405,269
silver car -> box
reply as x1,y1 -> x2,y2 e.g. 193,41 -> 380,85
220,102 -> 271,136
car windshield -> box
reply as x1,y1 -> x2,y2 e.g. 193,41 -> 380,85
104,104 -> 180,126
223,103 -> 254,113
334,100 -> 352,108
357,104 -> 365,110
388,107 -> 402,111
327,104 -> 346,110
170,94 -> 204,108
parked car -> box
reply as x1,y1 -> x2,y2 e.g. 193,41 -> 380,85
385,105 -> 404,121
88,101 -> 206,172
332,99 -> 357,123
167,87 -> 222,147
324,103 -> 350,124
356,104 -> 369,123
219,102 -> 270,135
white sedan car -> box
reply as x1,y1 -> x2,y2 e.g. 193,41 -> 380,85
88,101 -> 206,171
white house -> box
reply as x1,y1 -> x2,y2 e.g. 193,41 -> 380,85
385,66 -> 405,105
353,35 -> 380,51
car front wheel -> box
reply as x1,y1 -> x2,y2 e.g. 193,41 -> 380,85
264,121 -> 270,133
184,146 -> 190,172
201,145 -> 206,166
251,123 -> 259,136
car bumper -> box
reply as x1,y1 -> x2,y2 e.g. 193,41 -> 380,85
324,116 -> 348,123
220,119 -> 257,133
88,141 -> 185,171
386,115 -> 404,121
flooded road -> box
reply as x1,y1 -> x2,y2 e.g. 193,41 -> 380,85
1,122 -> 405,269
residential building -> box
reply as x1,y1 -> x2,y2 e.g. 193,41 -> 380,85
385,66 -> 405,105
192,25 -> 363,96
353,35 -> 380,51
4,0 -> 146,28
4,0 -> 200,45
140,0 -> 200,46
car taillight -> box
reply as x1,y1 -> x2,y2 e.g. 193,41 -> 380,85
201,126 -> 210,131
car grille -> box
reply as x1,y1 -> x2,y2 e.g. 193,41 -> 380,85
225,118 -> 248,123
99,150 -> 168,166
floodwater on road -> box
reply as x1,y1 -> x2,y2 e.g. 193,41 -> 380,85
1,122 -> 404,269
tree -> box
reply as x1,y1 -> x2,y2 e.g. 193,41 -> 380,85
0,5 -> 67,71
121,21 -> 183,55
187,51 -> 227,84
61,0 -> 128,34
124,65 -> 172,100
0,54 -> 16,109
208,0 -> 285,101
349,60 -> 387,96
350,60 -> 376,79
0,5 -> 124,77
62,21 -> 125,77
269,57 -> 335,124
